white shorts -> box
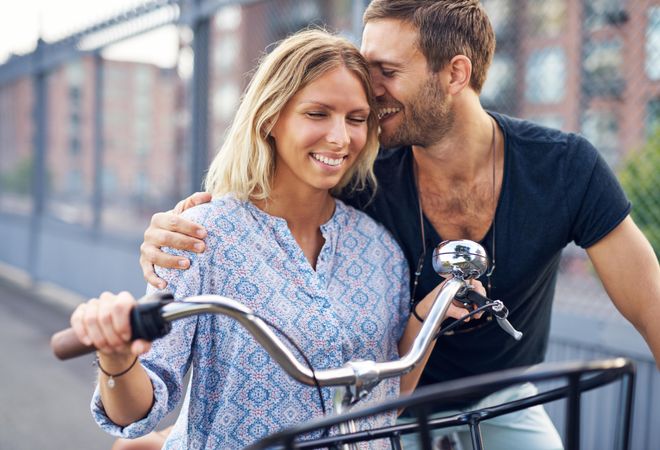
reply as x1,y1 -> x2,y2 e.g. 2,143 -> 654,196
399,382 -> 564,450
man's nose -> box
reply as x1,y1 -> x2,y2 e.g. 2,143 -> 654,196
370,70 -> 386,97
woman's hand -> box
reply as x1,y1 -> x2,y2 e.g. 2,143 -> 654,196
140,192 -> 211,289
71,292 -> 156,426
70,291 -> 151,358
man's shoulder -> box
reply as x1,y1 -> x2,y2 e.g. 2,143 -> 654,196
494,112 -> 571,145
494,112 -> 596,162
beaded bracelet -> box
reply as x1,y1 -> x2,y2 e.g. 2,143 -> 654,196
95,356 -> 139,388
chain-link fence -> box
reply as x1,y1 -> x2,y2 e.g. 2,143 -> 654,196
3,0 -> 657,315
0,0 -> 657,241
0,1 -> 658,446
480,0 -> 660,324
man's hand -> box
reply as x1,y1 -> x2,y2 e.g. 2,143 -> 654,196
416,279 -> 486,322
140,192 -> 212,289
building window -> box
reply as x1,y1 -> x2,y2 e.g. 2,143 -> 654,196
214,36 -> 239,73
66,61 -> 84,87
69,137 -> 81,156
583,39 -> 624,97
269,0 -> 322,40
581,110 -> 619,166
213,84 -> 241,122
482,0 -> 513,37
482,55 -> 515,110
528,115 -> 565,131
214,5 -> 242,32
525,48 -> 566,104
647,7 -> 660,81
527,0 -> 566,38
69,111 -> 81,136
69,86 -> 81,103
585,0 -> 629,31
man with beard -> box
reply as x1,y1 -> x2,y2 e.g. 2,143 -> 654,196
137,1 -> 660,448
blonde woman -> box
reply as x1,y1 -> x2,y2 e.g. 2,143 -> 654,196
71,29 -> 468,449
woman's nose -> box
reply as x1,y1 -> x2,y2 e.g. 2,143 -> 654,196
326,119 -> 350,147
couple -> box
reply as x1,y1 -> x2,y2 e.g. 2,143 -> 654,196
76,1 -> 660,449
72,18 -> 472,450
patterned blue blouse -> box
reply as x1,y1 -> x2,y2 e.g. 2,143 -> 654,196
92,196 -> 410,449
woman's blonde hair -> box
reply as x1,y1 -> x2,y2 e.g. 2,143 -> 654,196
204,29 -> 379,201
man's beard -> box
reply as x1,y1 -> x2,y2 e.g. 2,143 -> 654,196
379,76 -> 454,149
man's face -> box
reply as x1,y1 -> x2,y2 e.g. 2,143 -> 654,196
361,19 -> 454,148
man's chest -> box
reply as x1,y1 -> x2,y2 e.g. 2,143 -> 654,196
419,186 -> 497,242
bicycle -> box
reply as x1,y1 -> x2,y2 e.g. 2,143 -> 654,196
51,240 -> 634,449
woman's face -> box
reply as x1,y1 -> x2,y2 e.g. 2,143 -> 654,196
270,66 -> 370,195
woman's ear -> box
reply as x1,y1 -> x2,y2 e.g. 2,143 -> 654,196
265,116 -> 278,139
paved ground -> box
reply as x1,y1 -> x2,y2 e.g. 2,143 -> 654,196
0,275 -> 181,450
0,276 -> 117,450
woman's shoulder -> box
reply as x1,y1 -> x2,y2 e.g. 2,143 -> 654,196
177,195 -> 257,253
180,194 -> 250,228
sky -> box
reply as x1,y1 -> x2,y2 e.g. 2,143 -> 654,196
0,0 -> 178,67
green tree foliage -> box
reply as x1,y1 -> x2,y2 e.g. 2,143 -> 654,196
0,156 -> 33,195
619,126 -> 660,258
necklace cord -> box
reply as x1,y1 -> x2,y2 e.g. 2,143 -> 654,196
410,116 -> 498,311
486,117 -> 497,295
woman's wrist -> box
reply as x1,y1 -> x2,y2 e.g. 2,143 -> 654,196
97,352 -> 137,372
96,353 -> 140,389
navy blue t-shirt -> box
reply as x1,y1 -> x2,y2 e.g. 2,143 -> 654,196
341,112 -> 631,409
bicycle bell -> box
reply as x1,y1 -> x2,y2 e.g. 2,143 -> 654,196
432,240 -> 489,280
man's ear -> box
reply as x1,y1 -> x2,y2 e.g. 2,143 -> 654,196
447,55 -> 472,95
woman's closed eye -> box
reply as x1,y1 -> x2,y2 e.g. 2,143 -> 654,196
305,111 -> 327,119
347,115 -> 368,123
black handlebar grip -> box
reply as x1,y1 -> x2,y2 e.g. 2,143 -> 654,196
130,292 -> 174,341
51,328 -> 96,360
50,292 -> 175,361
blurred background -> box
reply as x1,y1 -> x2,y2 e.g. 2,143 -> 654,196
0,0 -> 658,449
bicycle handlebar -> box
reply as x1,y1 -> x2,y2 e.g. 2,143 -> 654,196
51,240 -> 524,392
50,278 -> 464,388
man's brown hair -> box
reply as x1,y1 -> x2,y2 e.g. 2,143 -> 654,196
363,0 -> 496,93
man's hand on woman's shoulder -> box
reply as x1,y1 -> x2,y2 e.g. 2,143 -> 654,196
140,192 -> 212,288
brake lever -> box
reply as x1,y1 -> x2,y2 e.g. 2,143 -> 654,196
454,286 -> 523,341
490,300 -> 523,341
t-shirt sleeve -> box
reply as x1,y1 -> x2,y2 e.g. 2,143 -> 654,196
565,135 -> 631,248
